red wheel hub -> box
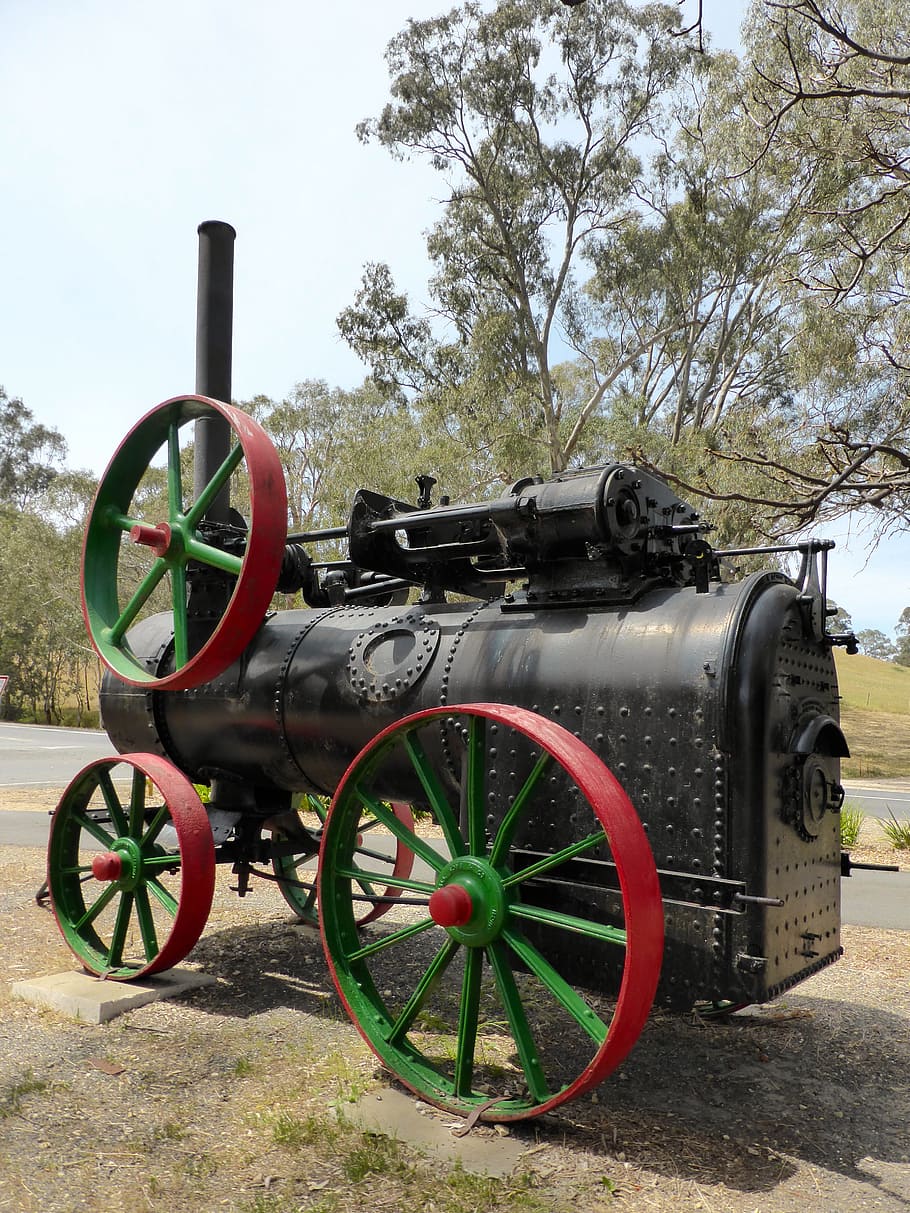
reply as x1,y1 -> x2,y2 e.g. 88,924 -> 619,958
92,851 -> 123,882
429,883 -> 473,928
129,521 -> 172,558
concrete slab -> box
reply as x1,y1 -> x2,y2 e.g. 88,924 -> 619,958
345,1086 -> 531,1177
11,967 -> 217,1024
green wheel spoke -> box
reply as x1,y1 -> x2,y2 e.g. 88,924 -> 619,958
58,863 -> 93,876
183,536 -> 243,577
134,886 -> 160,960
102,509 -> 144,535
487,940 -> 550,1103
502,830 -> 607,888
388,937 -> 461,1045
354,787 -> 447,874
105,559 -> 169,646
509,902 -> 627,948
489,753 -> 552,867
503,927 -> 609,1046
167,422 -> 183,521
463,715 -> 486,857
355,877 -> 378,901
71,809 -> 116,850
454,947 -> 483,1098
146,876 -> 179,918
128,768 -> 146,837
402,733 -> 466,859
345,916 -> 435,963
333,865 -> 434,896
140,854 -> 182,871
107,892 -> 135,968
97,769 -> 128,837
171,563 -> 189,668
74,882 -> 120,931
306,797 -> 328,824
141,806 -> 170,850
184,443 -> 244,529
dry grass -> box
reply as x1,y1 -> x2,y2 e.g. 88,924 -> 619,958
839,705 -> 910,779
834,650 -> 910,716
1,828 -> 910,1213
833,651 -> 910,778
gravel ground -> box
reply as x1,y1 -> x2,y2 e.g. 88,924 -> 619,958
0,805 -> 908,1213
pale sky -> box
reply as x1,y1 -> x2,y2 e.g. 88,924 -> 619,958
1,0 -> 907,635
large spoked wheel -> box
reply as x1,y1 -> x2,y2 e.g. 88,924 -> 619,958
272,795 -> 417,928
47,753 -> 216,980
82,395 -> 287,690
319,703 -> 664,1122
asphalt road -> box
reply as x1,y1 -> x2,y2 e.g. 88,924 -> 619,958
1,723 -> 908,930
0,721 -> 116,788
843,781 -> 910,821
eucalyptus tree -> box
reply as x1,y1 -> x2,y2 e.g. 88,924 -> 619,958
0,387 -> 67,510
339,0 -> 696,484
739,0 -> 910,533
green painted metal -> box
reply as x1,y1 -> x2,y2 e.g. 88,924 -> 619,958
81,395 -> 286,690
318,703 -> 664,1122
47,753 -> 216,979
272,795 -> 417,928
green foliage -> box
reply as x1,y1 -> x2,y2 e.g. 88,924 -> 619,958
881,810 -> 910,851
242,381 -> 429,531
336,0 -> 910,539
269,1109 -> 325,1149
0,387 -> 67,510
895,608 -> 910,667
839,801 -> 865,849
0,505 -> 95,723
856,629 -> 897,662
341,1132 -> 407,1182
341,0 -> 700,484
0,1071 -> 48,1120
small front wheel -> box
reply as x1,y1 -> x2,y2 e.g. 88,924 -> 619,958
47,753 -> 215,979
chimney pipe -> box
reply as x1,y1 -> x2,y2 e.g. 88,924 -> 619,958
194,220 -> 236,520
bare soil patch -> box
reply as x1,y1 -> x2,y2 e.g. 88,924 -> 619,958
0,816 -> 908,1212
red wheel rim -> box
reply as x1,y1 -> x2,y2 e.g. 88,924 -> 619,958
318,703 -> 664,1121
81,395 -> 287,690
47,753 -> 216,979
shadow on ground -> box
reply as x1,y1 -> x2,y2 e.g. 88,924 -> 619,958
186,915 -> 910,1206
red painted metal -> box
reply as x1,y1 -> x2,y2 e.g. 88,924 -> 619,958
81,395 -> 288,690
47,752 -> 217,979
91,852 -> 123,882
320,703 -> 665,1121
129,521 -> 172,557
429,884 -> 473,927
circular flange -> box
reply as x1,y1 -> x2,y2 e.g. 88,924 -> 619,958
347,612 -> 441,704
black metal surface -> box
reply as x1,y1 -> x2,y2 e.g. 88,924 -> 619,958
100,560 -> 847,1009
193,219 -> 235,522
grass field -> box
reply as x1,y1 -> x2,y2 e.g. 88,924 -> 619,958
834,650 -> 910,778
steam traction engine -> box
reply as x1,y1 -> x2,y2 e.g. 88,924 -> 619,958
46,226 -> 855,1123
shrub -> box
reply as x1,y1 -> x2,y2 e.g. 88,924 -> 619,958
881,810 -> 910,851
839,800 -> 866,849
